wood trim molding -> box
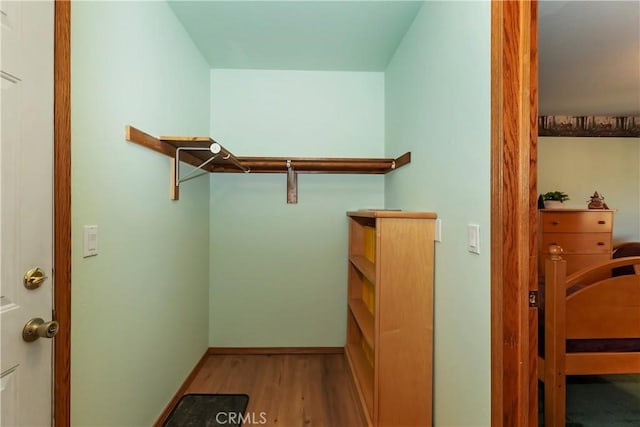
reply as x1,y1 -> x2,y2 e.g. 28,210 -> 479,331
528,3 -> 540,425
53,1 -> 71,426
208,347 -> 344,355
491,1 -> 538,426
153,351 -> 211,427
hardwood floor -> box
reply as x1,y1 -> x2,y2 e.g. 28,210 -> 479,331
184,353 -> 366,427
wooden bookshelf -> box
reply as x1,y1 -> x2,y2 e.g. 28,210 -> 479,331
345,210 -> 437,427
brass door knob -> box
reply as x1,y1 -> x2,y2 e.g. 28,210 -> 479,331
24,267 -> 48,290
22,318 -> 59,342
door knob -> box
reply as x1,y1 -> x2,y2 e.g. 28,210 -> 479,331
23,267 -> 48,290
22,318 -> 59,342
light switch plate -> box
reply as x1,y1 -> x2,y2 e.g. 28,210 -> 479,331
434,219 -> 442,242
83,225 -> 98,257
467,224 -> 480,254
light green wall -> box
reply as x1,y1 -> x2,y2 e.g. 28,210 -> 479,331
384,2 -> 491,426
539,137 -> 640,242
71,2 -> 210,425
209,70 -> 384,346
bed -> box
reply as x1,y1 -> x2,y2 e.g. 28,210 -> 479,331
538,244 -> 640,426
613,241 -> 640,276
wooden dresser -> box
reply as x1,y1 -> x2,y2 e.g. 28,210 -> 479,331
538,209 -> 615,276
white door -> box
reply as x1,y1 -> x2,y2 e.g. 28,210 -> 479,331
0,1 -> 55,425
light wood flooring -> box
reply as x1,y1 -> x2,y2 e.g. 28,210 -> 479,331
184,353 -> 366,427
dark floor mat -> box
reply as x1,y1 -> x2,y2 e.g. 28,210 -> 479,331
164,394 -> 249,427
539,375 -> 640,426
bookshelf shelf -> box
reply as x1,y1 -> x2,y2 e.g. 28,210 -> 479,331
348,299 -> 374,348
349,255 -> 376,285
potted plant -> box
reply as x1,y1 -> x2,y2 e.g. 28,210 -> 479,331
542,191 -> 569,209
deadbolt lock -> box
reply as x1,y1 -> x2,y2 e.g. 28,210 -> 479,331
22,318 -> 59,342
24,267 -> 48,290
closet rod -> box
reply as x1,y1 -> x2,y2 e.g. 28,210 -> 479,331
234,155 -> 408,173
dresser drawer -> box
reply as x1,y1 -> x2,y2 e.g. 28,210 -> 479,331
541,233 -> 611,254
540,211 -> 613,233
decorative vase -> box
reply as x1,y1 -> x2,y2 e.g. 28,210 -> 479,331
544,200 -> 564,209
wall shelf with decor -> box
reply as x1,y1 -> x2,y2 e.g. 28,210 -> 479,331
125,125 -> 411,203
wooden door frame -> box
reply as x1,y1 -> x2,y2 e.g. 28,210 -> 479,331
491,1 -> 538,426
51,1 -> 538,425
54,1 -> 71,426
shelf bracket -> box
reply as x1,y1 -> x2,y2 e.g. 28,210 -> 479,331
286,160 -> 298,204
171,145 -> 220,201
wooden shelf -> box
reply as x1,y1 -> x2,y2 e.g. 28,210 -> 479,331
345,342 -> 374,420
348,299 -> 374,349
125,125 -> 411,202
125,125 -> 246,173
349,255 -> 376,285
347,210 -> 438,219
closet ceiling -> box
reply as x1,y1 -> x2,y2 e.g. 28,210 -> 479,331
167,0 -> 423,71
169,0 -> 640,116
